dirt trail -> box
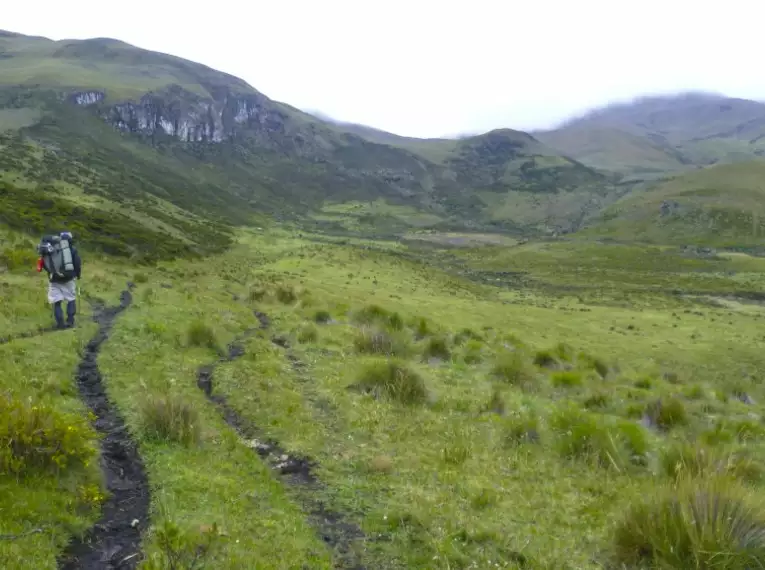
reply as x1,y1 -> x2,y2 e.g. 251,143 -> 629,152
57,284 -> 150,570
196,309 -> 369,570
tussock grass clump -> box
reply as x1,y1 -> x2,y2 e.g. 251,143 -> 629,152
583,391 -> 609,409
276,285 -> 297,304
482,388 -> 506,415
504,411 -> 541,445
644,397 -> 688,431
611,477 -> 765,569
313,309 -> 332,323
660,442 -> 765,483
550,370 -> 583,388
423,336 -> 451,360
354,327 -> 410,356
353,304 -> 404,330
551,406 -> 649,470
491,352 -> 537,388
533,350 -> 559,369
248,286 -> 268,302
187,321 -> 219,351
578,352 -> 609,379
355,359 -> 427,405
133,271 -> 149,284
0,397 -> 97,474
297,323 -> 318,343
140,394 -> 201,447
453,327 -> 483,346
462,339 -> 484,364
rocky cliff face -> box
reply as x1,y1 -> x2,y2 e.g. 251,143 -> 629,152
71,86 -> 288,143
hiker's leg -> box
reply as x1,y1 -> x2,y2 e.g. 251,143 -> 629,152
53,301 -> 65,329
66,300 -> 76,327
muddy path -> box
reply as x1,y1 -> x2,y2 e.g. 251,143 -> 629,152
196,309 -> 369,570
57,284 -> 151,570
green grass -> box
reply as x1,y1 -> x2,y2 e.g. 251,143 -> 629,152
5,223 -> 765,568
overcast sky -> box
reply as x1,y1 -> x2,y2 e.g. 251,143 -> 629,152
4,0 -> 764,138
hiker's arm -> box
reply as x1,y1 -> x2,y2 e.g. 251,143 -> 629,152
73,248 -> 82,279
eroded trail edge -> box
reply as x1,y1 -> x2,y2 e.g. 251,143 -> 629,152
196,310 -> 369,570
58,284 -> 150,570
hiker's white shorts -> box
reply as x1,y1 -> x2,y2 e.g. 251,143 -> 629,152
48,279 -> 77,304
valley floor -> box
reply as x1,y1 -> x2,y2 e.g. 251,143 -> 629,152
3,228 -> 765,569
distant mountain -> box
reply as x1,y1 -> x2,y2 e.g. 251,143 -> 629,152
535,93 -> 765,178
0,30 -> 614,259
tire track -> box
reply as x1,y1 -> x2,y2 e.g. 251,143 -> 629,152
196,310 -> 369,570
57,284 -> 150,570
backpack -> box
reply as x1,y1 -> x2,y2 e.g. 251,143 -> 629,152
37,232 -> 76,280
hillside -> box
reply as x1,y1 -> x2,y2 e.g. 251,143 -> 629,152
0,30 -> 614,256
535,92 -> 765,178
581,159 -> 765,249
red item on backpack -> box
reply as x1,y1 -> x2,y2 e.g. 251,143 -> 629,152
36,257 -> 43,272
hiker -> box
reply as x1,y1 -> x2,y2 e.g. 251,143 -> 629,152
36,231 -> 82,329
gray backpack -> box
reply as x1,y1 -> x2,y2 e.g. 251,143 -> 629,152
37,232 -> 76,280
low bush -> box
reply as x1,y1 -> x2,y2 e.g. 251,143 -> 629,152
313,310 -> 332,323
550,406 -> 649,470
423,336 -> 451,360
0,396 -> 97,474
491,352 -> 536,388
187,321 -> 219,351
139,394 -> 201,447
354,327 -> 410,357
297,323 -> 318,344
550,371 -> 583,388
355,359 -> 427,405
611,476 -> 765,569
644,397 -> 688,431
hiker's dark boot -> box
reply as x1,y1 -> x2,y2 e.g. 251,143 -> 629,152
66,300 -> 76,328
54,301 -> 65,330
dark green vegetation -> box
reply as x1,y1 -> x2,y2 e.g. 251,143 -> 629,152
0,29 -> 617,249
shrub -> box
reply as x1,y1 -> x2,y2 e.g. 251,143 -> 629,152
353,327 -> 410,356
248,286 -> 268,302
187,321 -> 219,351
491,352 -> 536,388
551,406 -> 649,470
453,328 -> 482,346
313,310 -> 332,324
660,442 -> 765,483
140,394 -> 201,447
611,477 -> 765,569
533,350 -> 559,369
578,352 -> 609,378
423,336 -> 451,360
353,304 -> 403,330
553,342 -> 575,362
0,246 -> 38,271
141,519 -> 221,570
414,317 -> 432,339
644,397 -> 688,431
276,285 -> 297,304
504,411 -> 541,445
481,388 -> 505,415
297,323 -> 318,344
133,272 -> 149,284
355,360 -> 427,405
583,391 -> 609,409
462,339 -> 484,364
0,397 -> 97,474
550,371 -> 583,388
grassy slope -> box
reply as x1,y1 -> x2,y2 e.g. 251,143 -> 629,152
0,30 -> 617,237
580,160 -> 765,248
5,224 -> 765,568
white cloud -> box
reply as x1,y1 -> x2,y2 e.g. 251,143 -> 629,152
3,0 -> 764,138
